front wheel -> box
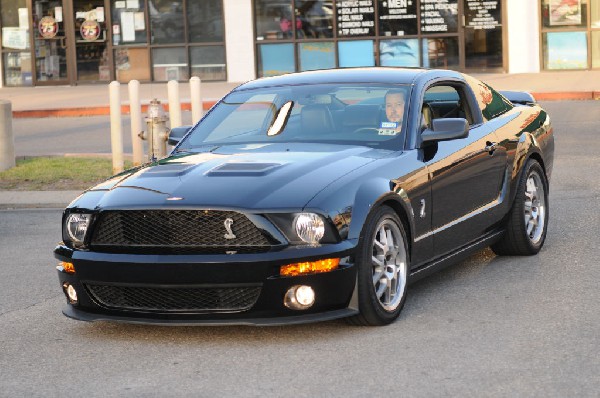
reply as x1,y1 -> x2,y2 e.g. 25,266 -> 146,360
348,206 -> 409,326
492,159 -> 549,255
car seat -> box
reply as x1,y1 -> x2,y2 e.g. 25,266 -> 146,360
300,104 -> 335,135
422,103 -> 433,130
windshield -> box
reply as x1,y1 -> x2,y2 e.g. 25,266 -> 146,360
177,83 -> 410,151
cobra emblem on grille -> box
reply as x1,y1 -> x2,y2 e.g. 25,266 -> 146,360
224,218 -> 236,240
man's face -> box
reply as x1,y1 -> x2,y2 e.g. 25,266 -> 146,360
385,93 -> 405,123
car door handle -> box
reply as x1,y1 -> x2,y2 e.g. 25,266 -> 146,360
485,141 -> 497,154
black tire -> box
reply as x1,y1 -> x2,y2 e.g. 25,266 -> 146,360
491,159 -> 549,256
348,206 -> 409,326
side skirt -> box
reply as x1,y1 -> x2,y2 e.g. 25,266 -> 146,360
408,230 -> 504,283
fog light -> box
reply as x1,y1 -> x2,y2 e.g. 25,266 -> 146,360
63,283 -> 78,305
284,285 -> 315,310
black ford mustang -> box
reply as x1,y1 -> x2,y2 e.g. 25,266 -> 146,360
54,68 -> 554,326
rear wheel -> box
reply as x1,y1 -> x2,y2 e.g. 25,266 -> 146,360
492,159 -> 549,255
348,206 -> 409,326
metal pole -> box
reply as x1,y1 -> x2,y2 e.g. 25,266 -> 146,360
109,81 -> 124,174
167,80 -> 182,128
128,80 -> 144,166
190,76 -> 203,124
0,100 -> 15,171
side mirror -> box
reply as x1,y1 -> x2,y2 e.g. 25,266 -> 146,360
421,118 -> 469,145
168,125 -> 192,146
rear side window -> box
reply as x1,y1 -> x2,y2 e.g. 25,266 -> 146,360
463,74 -> 513,121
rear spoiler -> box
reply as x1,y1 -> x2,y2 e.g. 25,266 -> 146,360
499,91 -> 536,106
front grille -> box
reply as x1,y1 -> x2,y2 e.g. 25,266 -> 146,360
84,283 -> 262,313
90,210 -> 272,254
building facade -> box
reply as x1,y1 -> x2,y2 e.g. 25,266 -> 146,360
0,0 -> 598,87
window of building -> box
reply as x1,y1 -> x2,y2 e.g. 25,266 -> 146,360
464,0 -> 503,70
338,40 -> 375,67
540,0 -> 600,70
152,47 -> 188,81
255,0 -> 293,40
298,42 -> 335,71
111,0 -> 147,45
592,0 -> 600,67
115,47 -> 151,82
190,46 -> 226,81
149,0 -> 184,44
188,0 -> 224,43
254,0 -> 505,78
111,0 -> 226,82
257,43 -> 295,77
296,0 -> 334,39
380,39 -> 420,67
1,0 -> 32,86
424,38 -> 459,69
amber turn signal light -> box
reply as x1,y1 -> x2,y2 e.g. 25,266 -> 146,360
59,261 -> 76,274
280,258 -> 340,277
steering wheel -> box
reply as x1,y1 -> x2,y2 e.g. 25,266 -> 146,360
353,127 -> 381,134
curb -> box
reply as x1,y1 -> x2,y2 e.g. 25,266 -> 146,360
0,203 -> 69,209
12,100 -> 219,119
531,91 -> 600,101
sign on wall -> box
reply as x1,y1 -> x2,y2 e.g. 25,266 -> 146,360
465,0 -> 501,29
38,16 -> 58,39
378,0 -> 418,36
419,0 -> 458,33
336,0 -> 376,36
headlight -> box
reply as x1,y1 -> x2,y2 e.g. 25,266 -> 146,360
294,213 -> 325,244
65,213 -> 92,244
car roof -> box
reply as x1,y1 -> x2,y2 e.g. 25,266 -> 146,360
236,67 -> 463,91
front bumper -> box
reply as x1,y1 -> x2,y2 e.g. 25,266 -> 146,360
54,240 -> 359,325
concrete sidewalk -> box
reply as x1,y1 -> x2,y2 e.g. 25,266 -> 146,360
1,70 -> 600,118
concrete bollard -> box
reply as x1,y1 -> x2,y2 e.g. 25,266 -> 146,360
128,80 -> 144,166
109,81 -> 124,174
0,100 -> 16,171
190,76 -> 203,124
167,80 -> 182,129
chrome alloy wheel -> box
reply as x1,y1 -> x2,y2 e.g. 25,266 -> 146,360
371,219 -> 408,312
524,170 -> 546,245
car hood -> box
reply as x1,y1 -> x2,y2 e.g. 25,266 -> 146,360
77,143 -> 394,211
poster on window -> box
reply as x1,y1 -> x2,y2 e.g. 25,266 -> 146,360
546,31 -> 587,69
549,0 -> 581,26
336,0 -> 375,37
419,0 -> 458,34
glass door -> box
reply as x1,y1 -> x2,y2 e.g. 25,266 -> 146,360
463,0 -> 504,71
32,0 -> 70,84
72,0 -> 109,82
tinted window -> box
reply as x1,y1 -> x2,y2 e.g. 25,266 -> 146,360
463,74 -> 512,121
423,85 -> 472,128
178,84 -> 410,150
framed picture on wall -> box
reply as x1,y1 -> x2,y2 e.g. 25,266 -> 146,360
549,0 -> 581,26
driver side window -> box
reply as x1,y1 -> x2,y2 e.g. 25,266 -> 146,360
422,85 -> 474,131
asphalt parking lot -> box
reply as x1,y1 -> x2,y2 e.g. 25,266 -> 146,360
0,100 -> 599,397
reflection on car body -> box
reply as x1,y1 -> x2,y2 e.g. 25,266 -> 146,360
54,67 -> 554,326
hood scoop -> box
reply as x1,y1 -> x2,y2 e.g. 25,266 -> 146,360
207,162 -> 282,176
138,163 -> 197,178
